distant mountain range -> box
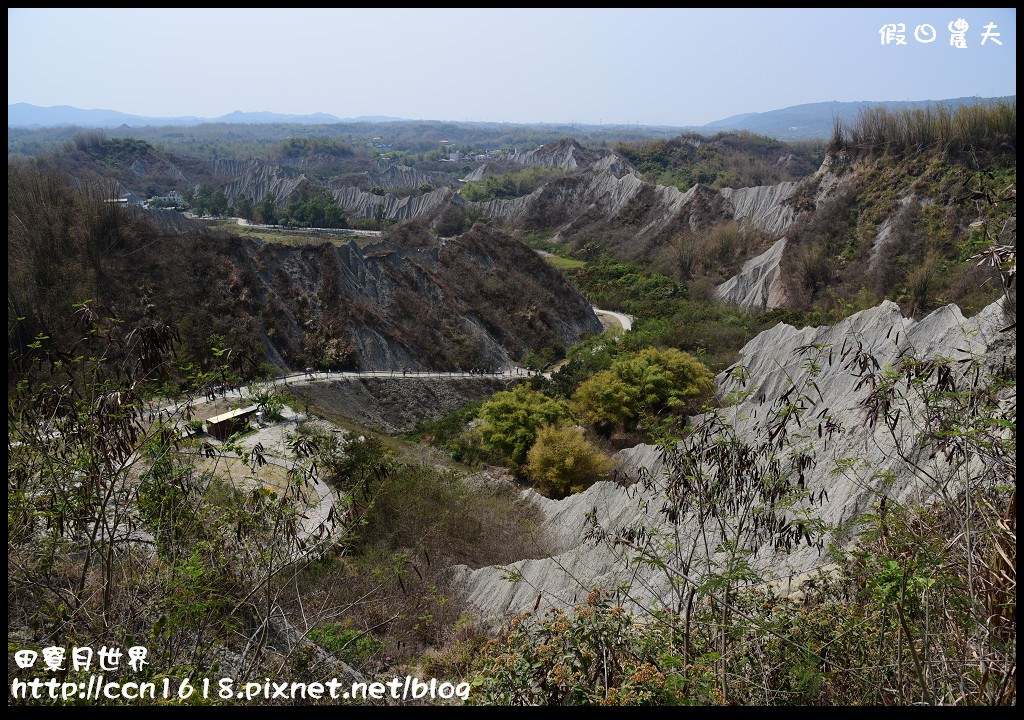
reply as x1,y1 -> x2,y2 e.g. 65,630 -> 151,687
8,97 -> 1014,139
6,103 -> 405,128
702,96 -> 1015,140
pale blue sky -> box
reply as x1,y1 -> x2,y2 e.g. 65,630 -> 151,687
7,8 -> 1016,125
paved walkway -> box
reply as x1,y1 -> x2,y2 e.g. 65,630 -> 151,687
154,366 -> 545,420
593,306 -> 634,332
152,304 -> 631,420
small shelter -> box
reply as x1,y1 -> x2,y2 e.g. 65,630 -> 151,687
205,405 -> 258,440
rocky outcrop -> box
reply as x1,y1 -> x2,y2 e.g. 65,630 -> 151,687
479,153 -> 798,256
719,182 -> 797,235
462,139 -> 619,185
208,140 -> 805,286
300,376 -> 513,434
505,138 -> 611,171
450,298 -> 1014,626
331,186 -> 456,220
358,164 -> 449,192
128,156 -> 187,184
208,158 -> 257,178
713,237 -> 788,309
220,159 -> 312,203
477,156 -> 645,223
462,164 -> 490,183
710,153 -> 860,310
241,224 -> 604,372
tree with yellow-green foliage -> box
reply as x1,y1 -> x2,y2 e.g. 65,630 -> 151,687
573,347 -> 714,435
526,425 -> 612,499
476,386 -> 573,467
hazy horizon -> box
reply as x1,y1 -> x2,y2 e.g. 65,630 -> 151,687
8,8 -> 1017,126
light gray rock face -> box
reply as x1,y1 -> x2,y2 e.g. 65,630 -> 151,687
479,154 -> 799,251
331,186 -> 455,220
713,237 -> 788,309
711,155 -> 860,310
359,164 -> 449,192
211,160 -> 449,208
450,299 -> 1014,627
461,140 -> 614,184
462,164 -> 489,183
475,155 -> 647,222
505,138 -> 610,170
220,159 -> 311,204
129,157 -> 187,184
206,139 -> 801,267
208,158 -> 258,178
719,182 -> 797,235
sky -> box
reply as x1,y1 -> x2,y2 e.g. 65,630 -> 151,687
7,8 -> 1017,126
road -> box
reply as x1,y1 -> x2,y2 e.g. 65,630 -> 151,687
150,367 -> 548,423
593,306 -> 634,332
232,217 -> 383,237
152,307 -> 632,420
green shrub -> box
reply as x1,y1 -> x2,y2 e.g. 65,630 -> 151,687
526,425 -> 611,498
309,621 -> 386,666
476,386 -> 573,468
461,167 -> 569,202
573,348 -> 714,434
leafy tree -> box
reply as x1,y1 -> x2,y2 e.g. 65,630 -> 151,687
472,590 -> 688,705
547,330 -> 622,397
323,202 -> 345,228
246,383 -> 286,421
209,189 -> 228,216
193,184 -> 213,215
573,347 -> 714,434
234,195 -> 254,220
301,430 -> 393,492
526,425 -> 611,498
8,308 -> 351,682
281,188 -> 348,228
257,192 -> 277,224
477,386 -> 572,468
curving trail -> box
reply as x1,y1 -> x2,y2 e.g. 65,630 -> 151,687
158,366 -> 545,418
592,306 -> 634,332
157,306 -> 631,418
31,309 -> 635,559
230,216 -> 382,237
